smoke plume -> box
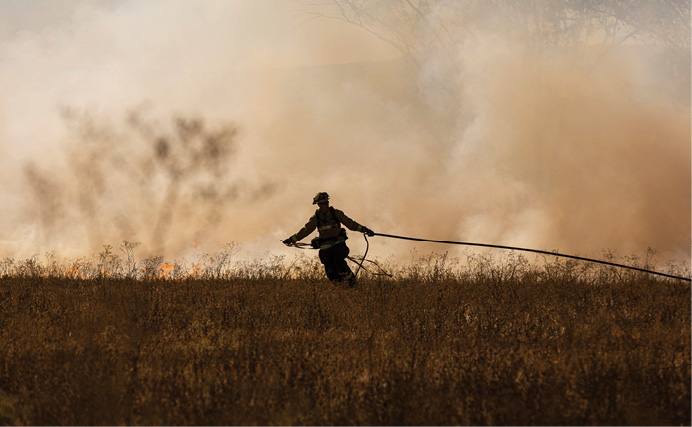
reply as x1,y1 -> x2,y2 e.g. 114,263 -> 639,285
1,1 -> 689,263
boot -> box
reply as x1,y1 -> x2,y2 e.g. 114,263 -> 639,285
345,272 -> 356,288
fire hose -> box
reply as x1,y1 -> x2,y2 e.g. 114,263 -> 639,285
373,232 -> 691,282
287,234 -> 389,278
286,232 -> 691,282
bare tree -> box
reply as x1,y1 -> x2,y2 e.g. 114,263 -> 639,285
126,113 -> 238,253
305,0 -> 690,63
24,108 -> 276,255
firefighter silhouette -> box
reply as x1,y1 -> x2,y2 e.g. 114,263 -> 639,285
283,192 -> 374,285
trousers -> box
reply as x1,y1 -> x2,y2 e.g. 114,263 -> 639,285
318,242 -> 353,283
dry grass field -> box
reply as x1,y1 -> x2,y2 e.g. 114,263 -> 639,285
0,250 -> 689,425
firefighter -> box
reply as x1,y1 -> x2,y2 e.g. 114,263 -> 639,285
283,192 -> 375,286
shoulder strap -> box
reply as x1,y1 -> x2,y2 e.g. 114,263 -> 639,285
330,207 -> 340,225
316,207 -> 341,228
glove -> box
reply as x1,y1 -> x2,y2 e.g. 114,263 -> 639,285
362,227 -> 375,237
282,238 -> 294,246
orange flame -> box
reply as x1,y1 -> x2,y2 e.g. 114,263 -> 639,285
160,262 -> 175,279
67,263 -> 82,279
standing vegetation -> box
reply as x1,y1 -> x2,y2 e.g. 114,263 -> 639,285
0,252 -> 688,425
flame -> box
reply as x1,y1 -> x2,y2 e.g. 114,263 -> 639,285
159,262 -> 175,279
67,263 -> 82,279
98,266 -> 117,278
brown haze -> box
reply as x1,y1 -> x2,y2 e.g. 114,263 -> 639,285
0,1 -> 689,264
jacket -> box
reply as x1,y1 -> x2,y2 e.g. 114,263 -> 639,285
291,207 -> 368,250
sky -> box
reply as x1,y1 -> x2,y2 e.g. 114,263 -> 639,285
0,0 -> 689,267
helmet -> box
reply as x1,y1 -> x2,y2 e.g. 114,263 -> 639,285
312,192 -> 329,204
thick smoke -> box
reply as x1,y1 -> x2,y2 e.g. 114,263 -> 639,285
1,1 -> 689,263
